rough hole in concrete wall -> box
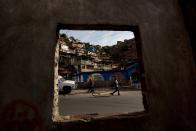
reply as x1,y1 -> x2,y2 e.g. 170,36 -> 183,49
53,24 -> 148,122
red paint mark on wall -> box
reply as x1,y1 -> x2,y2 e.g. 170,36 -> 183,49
0,100 -> 43,131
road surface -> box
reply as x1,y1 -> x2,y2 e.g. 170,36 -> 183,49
58,90 -> 144,116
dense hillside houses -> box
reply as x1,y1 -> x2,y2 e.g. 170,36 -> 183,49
57,34 -> 138,81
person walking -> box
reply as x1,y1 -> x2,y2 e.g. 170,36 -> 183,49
110,77 -> 120,96
87,76 -> 95,95
87,77 -> 93,93
91,77 -> 95,96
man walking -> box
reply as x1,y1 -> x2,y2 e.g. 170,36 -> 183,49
87,76 -> 95,95
110,77 -> 120,96
87,77 -> 93,93
91,77 -> 95,96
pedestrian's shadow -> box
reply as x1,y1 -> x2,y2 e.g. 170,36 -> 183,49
90,93 -> 111,98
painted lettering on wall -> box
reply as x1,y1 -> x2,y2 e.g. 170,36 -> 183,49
0,100 -> 43,131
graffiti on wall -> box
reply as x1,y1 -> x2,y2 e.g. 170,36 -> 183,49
0,100 -> 43,131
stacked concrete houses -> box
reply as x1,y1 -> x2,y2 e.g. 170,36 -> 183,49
58,36 -> 138,82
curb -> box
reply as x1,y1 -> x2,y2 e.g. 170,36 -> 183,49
69,88 -> 141,95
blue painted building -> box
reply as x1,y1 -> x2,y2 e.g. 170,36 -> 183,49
77,63 -> 140,82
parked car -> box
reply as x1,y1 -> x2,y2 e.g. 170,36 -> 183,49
58,75 -> 77,94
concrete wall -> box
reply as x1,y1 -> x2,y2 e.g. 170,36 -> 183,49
179,0 -> 196,61
0,0 -> 195,131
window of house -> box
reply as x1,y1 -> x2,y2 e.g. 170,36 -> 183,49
81,65 -> 85,69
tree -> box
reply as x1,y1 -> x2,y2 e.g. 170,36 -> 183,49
84,43 -> 91,55
69,36 -> 77,43
102,46 -> 111,54
60,34 -> 69,43
59,33 -> 73,48
121,44 -> 128,51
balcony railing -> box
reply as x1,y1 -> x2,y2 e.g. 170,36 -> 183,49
60,48 -> 75,54
80,60 -> 94,65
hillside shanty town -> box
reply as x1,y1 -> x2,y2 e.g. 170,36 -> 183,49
57,32 -> 141,89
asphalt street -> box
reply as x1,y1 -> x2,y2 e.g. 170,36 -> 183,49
58,90 -> 144,116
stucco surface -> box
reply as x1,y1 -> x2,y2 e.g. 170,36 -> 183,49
0,0 -> 195,131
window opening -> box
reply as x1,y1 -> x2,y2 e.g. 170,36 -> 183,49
53,24 -> 148,122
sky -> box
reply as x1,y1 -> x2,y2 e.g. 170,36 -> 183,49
59,30 -> 134,46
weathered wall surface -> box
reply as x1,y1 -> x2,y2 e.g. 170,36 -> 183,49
0,0 -> 195,131
179,0 -> 196,61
